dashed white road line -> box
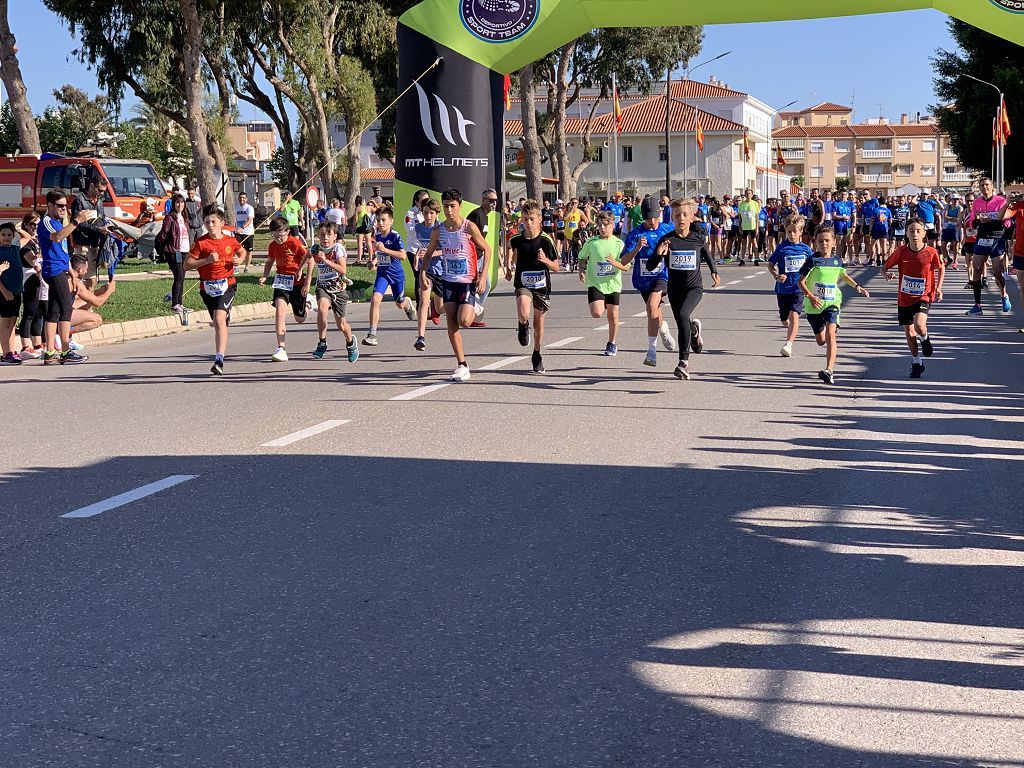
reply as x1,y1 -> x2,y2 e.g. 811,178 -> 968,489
479,355 -> 529,371
632,310 -> 648,317
546,336 -> 585,349
743,274 -> 758,279
61,475 -> 197,519
390,382 -> 452,401
262,419 -> 351,446
726,280 -> 742,286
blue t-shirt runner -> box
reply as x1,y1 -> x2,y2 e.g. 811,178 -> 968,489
623,221 -> 673,295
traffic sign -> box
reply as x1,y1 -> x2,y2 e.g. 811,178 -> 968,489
305,186 -> 320,208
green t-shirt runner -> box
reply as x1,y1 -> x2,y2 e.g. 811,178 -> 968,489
799,255 -> 846,316
579,236 -> 625,295
628,204 -> 644,231
282,198 -> 302,227
739,200 -> 761,231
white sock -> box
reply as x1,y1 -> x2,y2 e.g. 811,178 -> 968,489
919,333 -> 928,340
912,356 -> 922,364
647,337 -> 657,354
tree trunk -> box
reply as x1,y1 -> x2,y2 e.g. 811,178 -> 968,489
0,0 -> 40,154
552,42 -> 575,201
180,0 -> 219,205
344,133 -> 360,211
567,97 -> 602,197
520,65 -> 543,201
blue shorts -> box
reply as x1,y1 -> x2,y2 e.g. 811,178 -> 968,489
1013,255 -> 1024,271
973,236 -> 1007,259
941,228 -> 960,243
373,270 -> 406,301
440,280 -> 475,306
776,292 -> 803,322
833,223 -> 850,235
807,306 -> 840,335
871,225 -> 890,240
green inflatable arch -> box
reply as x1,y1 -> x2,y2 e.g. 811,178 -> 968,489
394,0 -> 1024,287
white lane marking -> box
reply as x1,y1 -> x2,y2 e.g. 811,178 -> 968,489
61,475 -> 197,519
757,270 -> 767,275
262,419 -> 351,447
479,356 -> 528,371
546,336 -> 585,349
743,274 -> 758,279
632,310 -> 648,317
726,280 -> 742,285
594,324 -> 609,331
390,382 -> 451,401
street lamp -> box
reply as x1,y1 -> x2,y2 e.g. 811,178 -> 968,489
961,72 -> 1004,190
673,51 -> 731,197
764,100 -> 797,202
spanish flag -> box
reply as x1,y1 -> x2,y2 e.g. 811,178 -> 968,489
993,116 -> 999,147
1000,95 -> 1011,143
503,74 -> 512,111
695,115 -> 704,152
613,83 -> 623,135
776,143 -> 786,170
743,128 -> 751,160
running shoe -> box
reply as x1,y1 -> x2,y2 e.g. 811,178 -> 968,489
963,282 -> 971,290
404,302 -> 417,321
964,305 -> 983,316
817,369 -> 835,385
781,341 -> 793,357
450,363 -> 471,382
43,351 -> 60,365
211,359 -> 224,376
271,346 -> 289,362
163,292 -> 173,303
982,276 -> 989,288
921,337 -> 933,357
362,333 -> 378,346
312,340 -> 328,359
690,319 -> 704,353
659,320 -> 677,352
172,304 -> 184,315
470,321 -> 487,328
68,339 -> 85,352
414,336 -> 426,351
517,322 -> 530,347
20,347 -> 41,360
430,306 -> 441,325
603,342 -> 617,357
643,350 -> 657,367
60,350 -> 88,364
737,259 -> 746,267
909,362 -> 925,378
1002,295 -> 1013,313
0,352 -> 22,365
673,361 -> 690,380
346,340 -> 359,363
532,350 -> 545,374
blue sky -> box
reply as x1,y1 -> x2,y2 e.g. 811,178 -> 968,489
13,2 -> 957,123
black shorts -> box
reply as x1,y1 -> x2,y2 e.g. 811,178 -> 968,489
807,306 -> 840,335
741,229 -> 757,240
640,278 -> 668,304
441,280 -> 474,306
316,282 -> 349,317
288,225 -> 302,238
776,292 -> 803,322
858,224 -> 871,236
1013,255 -> 1024,270
354,225 -> 371,235
237,234 -> 255,252
201,283 -> 236,314
898,301 -> 929,326
423,270 -> 444,298
730,225 -> 741,237
925,228 -> 939,241
515,286 -> 550,312
273,285 -> 308,318
0,291 -> 22,319
556,231 -> 566,241
44,271 -> 74,323
805,223 -> 817,238
964,240 -> 975,256
587,286 -> 620,305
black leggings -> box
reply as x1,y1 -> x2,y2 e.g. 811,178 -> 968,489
18,274 -> 45,341
166,252 -> 186,306
668,285 -> 703,361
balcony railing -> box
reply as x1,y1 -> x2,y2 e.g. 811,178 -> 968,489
781,149 -> 805,159
942,148 -> 956,157
942,171 -> 972,182
857,173 -> 893,184
859,149 -> 893,159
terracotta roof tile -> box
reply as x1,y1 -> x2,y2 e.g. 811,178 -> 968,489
773,126 -> 807,138
851,125 -> 895,137
889,124 -> 939,136
670,79 -> 748,100
802,102 -> 853,113
360,167 -> 395,180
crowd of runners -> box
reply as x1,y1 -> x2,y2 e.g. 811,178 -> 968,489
0,179 -> 1021,385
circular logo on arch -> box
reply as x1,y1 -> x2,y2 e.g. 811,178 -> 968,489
460,0 -> 539,43
991,0 -> 1024,12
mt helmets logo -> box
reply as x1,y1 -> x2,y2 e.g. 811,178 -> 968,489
991,0 -> 1024,11
460,0 -> 539,43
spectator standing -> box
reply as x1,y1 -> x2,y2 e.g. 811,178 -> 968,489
16,212 -> 45,358
184,187 -> 204,246
158,193 -> 191,318
69,175 -> 110,291
0,223 -> 24,364
234,192 -> 256,273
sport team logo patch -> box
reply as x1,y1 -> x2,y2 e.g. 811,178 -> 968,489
991,0 -> 1024,11
460,0 -> 539,42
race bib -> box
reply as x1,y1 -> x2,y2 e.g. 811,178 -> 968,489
316,263 -> 338,283
639,260 -> 663,277
741,211 -> 755,226
444,257 -> 468,277
521,270 -> 546,289
865,217 -> 874,227
273,274 -> 295,291
596,261 -> 616,277
966,228 -> 978,238
377,254 -> 391,267
669,249 -> 697,271
900,275 -> 925,297
943,221 -> 956,230
784,255 -> 806,273
814,282 -> 837,301
824,213 -> 832,221
977,238 -> 995,249
203,278 -> 228,297
894,228 -> 906,237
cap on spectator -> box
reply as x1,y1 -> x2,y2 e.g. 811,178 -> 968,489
641,197 -> 661,219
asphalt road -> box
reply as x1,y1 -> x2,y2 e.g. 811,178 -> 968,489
2,263 -> 1023,767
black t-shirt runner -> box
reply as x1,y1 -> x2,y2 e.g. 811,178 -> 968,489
541,208 -> 554,233
511,232 -> 557,294
649,229 -> 718,289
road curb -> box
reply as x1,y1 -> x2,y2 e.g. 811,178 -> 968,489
76,303 -> 275,347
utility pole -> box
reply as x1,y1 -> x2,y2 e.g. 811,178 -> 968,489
664,67 -> 671,198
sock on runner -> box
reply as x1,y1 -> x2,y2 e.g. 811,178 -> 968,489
215,354 -> 224,363
912,356 -> 922,364
647,337 -> 657,354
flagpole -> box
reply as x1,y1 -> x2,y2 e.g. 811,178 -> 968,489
613,74 -> 619,195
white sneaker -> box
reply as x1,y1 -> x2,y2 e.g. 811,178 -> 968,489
449,364 -> 471,382
271,346 -> 288,362
781,341 -> 793,357
659,320 -> 677,352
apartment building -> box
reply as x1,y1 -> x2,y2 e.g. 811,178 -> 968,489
773,103 -> 974,193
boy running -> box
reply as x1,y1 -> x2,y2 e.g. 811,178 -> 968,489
414,197 -> 443,351
185,205 -> 243,375
883,219 -> 944,378
506,199 -> 560,374
620,197 -> 675,367
579,210 -> 628,356
310,221 -> 358,363
364,204 -> 416,347
767,215 -> 813,357
260,217 -> 312,362
797,227 -> 870,385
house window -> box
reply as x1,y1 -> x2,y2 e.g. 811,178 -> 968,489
835,141 -> 850,153
622,145 -> 633,163
922,140 -> 936,152
593,146 -> 603,163
658,144 -> 668,162
810,141 -> 824,153
836,165 -> 849,177
921,165 -> 935,177
897,140 -> 912,152
811,166 -> 824,178
943,165 -> 958,175
895,164 -> 913,175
